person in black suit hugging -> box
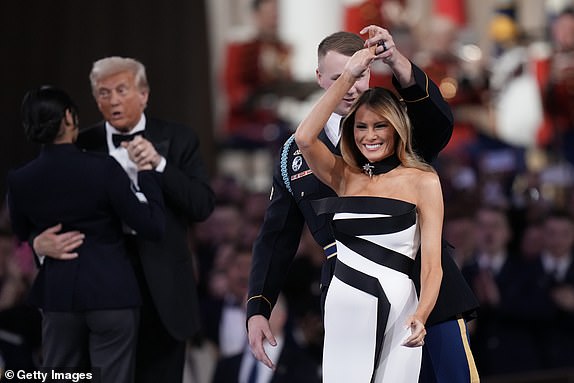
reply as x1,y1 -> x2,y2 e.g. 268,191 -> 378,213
6,86 -> 166,383
32,57 -> 215,383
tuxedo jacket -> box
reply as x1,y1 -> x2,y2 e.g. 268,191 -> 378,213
7,144 -> 165,311
248,63 -> 479,325
76,117 -> 215,340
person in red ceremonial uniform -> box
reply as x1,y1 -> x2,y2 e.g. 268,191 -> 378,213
222,0 -> 293,149
343,0 -> 412,89
541,8 -> 574,165
414,16 -> 486,158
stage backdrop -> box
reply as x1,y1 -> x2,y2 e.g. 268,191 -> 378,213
0,0 -> 215,202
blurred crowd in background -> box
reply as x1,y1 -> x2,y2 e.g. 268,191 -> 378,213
1,0 -> 574,382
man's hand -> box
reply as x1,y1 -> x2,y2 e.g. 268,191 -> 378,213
360,24 -> 415,87
33,224 -> 83,259
122,135 -> 161,170
247,315 -> 277,370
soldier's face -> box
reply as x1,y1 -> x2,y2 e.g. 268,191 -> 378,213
317,51 -> 370,116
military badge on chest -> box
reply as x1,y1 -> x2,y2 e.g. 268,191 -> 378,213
292,156 -> 303,172
290,153 -> 313,181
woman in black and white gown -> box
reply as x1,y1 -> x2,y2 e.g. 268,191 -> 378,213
294,43 -> 443,383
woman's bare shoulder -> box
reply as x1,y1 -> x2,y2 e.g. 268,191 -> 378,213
398,166 -> 437,178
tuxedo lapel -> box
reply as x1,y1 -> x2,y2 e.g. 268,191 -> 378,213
144,119 -> 170,158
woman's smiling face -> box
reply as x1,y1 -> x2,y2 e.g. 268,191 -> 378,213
353,105 -> 396,163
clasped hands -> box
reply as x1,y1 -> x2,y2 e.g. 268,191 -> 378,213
344,25 -> 398,79
121,135 -> 161,171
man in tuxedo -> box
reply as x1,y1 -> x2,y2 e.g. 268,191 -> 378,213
32,57 -> 215,383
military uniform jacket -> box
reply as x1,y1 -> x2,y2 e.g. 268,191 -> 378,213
247,63 -> 478,324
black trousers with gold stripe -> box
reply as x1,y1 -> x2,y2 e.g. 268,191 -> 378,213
419,318 -> 480,383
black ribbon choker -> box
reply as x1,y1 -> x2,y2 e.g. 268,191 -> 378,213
362,153 -> 401,177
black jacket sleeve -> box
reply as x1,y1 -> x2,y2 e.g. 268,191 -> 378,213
247,155 -> 305,320
106,159 -> 166,241
160,122 -> 215,222
393,62 -> 454,163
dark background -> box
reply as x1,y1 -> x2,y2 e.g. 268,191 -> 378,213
0,0 -> 215,201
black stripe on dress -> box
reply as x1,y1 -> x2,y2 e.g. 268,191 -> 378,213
333,228 -> 415,276
333,210 -> 416,236
334,260 -> 389,383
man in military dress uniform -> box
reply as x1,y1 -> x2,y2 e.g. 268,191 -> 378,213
248,26 -> 479,382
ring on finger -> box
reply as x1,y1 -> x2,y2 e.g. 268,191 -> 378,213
377,40 -> 388,52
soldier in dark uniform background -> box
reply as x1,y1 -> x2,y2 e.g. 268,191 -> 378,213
247,25 -> 479,382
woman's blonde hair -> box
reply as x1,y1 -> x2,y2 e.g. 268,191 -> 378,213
340,87 -> 434,173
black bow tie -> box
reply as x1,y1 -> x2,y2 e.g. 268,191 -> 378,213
112,131 -> 144,148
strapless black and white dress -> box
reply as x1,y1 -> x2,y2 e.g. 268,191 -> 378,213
314,196 -> 422,383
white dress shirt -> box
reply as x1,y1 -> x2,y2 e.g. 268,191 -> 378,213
104,114 -> 166,232
106,116 -> 146,187
541,252 -> 572,282
105,114 -> 166,187
324,113 -> 343,147
218,297 -> 247,357
477,251 -> 507,276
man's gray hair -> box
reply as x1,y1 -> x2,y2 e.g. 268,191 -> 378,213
89,56 -> 149,95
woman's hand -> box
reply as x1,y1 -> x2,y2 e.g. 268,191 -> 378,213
344,48 -> 376,79
403,315 -> 427,347
360,25 -> 395,59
